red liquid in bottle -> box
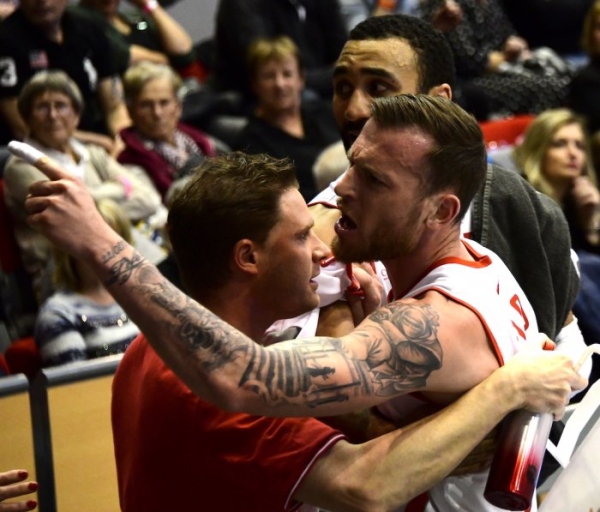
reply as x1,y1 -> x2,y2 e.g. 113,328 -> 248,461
484,410 -> 553,510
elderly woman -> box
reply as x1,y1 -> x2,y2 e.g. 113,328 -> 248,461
3,70 -> 163,302
35,199 -> 140,367
118,62 -> 216,201
234,36 -> 341,202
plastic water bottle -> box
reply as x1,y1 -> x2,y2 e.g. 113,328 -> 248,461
484,409 -> 553,510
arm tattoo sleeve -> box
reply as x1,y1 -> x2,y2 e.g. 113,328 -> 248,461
104,241 -> 444,409
237,302 -> 444,407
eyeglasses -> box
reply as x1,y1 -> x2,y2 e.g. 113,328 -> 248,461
31,100 -> 74,116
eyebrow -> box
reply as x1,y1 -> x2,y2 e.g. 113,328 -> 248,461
333,65 -> 399,82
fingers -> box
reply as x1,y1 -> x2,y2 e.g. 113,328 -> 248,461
344,263 -> 385,324
0,470 -> 38,511
8,141 -> 68,181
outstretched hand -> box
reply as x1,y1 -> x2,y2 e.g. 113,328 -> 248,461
0,470 -> 37,511
8,141 -> 120,261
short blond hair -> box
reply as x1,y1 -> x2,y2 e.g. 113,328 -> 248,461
247,36 -> 304,80
122,62 -> 183,104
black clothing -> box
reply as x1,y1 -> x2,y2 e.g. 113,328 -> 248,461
235,102 -> 340,201
214,0 -> 347,100
0,7 -> 122,143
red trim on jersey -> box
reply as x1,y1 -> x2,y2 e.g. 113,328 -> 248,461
390,239 -> 493,300
425,286 -> 506,366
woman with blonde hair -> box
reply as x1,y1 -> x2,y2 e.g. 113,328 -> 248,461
513,108 -> 600,251
34,199 -> 140,367
234,36 -> 340,201
515,109 -> 600,383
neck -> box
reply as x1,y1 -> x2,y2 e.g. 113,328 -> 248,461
40,21 -> 63,43
256,105 -> 304,137
76,262 -> 115,305
200,286 -> 275,344
384,229 -> 468,297
548,179 -> 570,206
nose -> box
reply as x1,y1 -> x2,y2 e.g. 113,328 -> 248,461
312,234 -> 330,261
274,73 -> 286,88
334,167 -> 354,200
344,90 -> 371,122
47,104 -> 60,118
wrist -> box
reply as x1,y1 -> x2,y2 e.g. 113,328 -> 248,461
142,0 -> 158,13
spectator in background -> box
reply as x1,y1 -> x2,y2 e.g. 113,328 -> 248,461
0,0 -> 131,151
431,0 -> 574,120
74,0 -> 205,82
570,0 -> 600,136
35,199 -> 139,367
513,108 -> 600,387
234,36 -> 340,201
213,0 -> 348,104
3,70 -> 163,303
0,0 -> 17,20
514,109 -> 600,255
118,62 -> 216,202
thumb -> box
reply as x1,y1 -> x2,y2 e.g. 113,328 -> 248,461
8,141 -> 69,181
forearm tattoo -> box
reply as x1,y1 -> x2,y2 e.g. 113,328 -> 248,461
236,303 -> 443,406
105,250 -> 145,286
101,240 -> 126,265
104,241 -> 444,408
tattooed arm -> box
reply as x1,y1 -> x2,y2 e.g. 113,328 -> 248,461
23,154 -> 497,416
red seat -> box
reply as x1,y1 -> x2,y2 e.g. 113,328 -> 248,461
0,352 -> 10,375
480,115 -> 535,151
0,178 -> 22,274
5,337 -> 42,378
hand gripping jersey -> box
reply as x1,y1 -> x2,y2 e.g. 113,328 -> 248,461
378,238 -> 539,512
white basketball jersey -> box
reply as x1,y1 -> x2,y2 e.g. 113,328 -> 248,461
378,238 -> 539,512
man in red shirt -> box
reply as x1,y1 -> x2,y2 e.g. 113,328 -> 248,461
19,144 -> 586,511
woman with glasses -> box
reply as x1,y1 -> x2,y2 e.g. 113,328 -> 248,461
3,69 -> 164,302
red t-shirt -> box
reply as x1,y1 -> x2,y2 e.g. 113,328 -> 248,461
112,335 -> 345,512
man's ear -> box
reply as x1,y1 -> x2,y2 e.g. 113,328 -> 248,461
232,239 -> 259,276
427,83 -> 452,100
427,193 -> 461,227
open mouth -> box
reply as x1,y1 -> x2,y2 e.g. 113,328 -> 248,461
336,214 -> 358,232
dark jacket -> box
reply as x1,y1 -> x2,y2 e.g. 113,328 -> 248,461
470,164 -> 578,339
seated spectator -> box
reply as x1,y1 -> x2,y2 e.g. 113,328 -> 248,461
118,62 -> 216,201
431,0 -> 574,119
214,0 -> 348,104
514,109 -> 600,253
234,36 -> 341,201
3,70 -> 164,303
35,199 -> 140,367
513,108 -> 600,385
0,0 -> 17,20
0,0 -> 131,151
570,0 -> 600,135
75,0 -> 205,82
